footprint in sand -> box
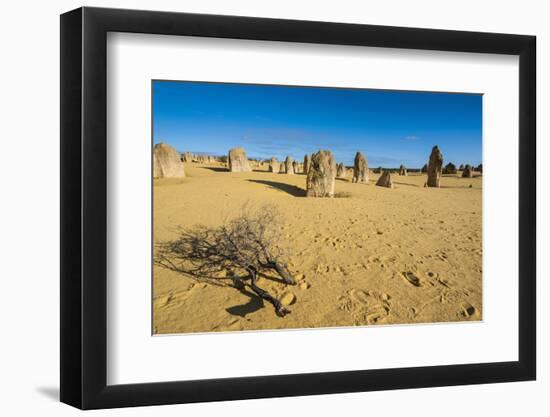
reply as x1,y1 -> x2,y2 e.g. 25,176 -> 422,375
324,236 -> 344,249
154,294 -> 172,308
459,303 -> 480,320
408,307 -> 419,319
212,317 -> 244,332
338,289 -> 391,325
402,271 -> 423,287
349,289 -> 370,304
154,282 -> 207,311
299,282 -> 310,290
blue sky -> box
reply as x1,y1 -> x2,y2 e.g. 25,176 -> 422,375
153,80 -> 482,168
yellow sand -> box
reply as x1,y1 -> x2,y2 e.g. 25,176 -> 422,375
153,163 -> 482,334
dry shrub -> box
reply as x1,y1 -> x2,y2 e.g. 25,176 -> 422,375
155,205 -> 296,316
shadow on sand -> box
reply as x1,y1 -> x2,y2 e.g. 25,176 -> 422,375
200,166 -> 229,172
393,181 -> 421,188
226,288 -> 265,317
439,185 -> 476,189
247,179 -> 306,197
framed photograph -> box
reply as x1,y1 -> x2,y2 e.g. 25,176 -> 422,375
60,6 -> 536,409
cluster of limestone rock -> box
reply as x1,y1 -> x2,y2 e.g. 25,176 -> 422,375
157,142 -> 479,196
293,161 -> 305,174
197,155 -> 216,164
336,163 -> 347,179
269,157 -> 280,173
182,152 -> 193,163
181,152 -> 219,164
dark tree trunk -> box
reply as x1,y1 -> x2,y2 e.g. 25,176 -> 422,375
271,261 -> 296,285
247,266 -> 290,317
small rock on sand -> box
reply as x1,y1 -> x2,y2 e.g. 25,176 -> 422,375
376,170 -> 393,188
280,292 -> 297,306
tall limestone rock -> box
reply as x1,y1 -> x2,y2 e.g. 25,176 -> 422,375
303,154 -> 311,176
306,150 -> 337,197
228,147 -> 252,172
153,143 -> 185,178
427,145 -> 443,187
462,164 -> 473,178
399,164 -> 408,176
284,156 -> 294,174
269,157 -> 280,173
352,151 -> 369,183
336,162 -> 347,179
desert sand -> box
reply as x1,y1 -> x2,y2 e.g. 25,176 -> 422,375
153,162 -> 482,334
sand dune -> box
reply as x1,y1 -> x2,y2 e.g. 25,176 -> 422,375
153,162 -> 482,334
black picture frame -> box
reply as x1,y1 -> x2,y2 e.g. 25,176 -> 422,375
60,6 -> 536,410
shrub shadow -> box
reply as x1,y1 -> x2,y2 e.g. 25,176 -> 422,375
226,288 -> 265,317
